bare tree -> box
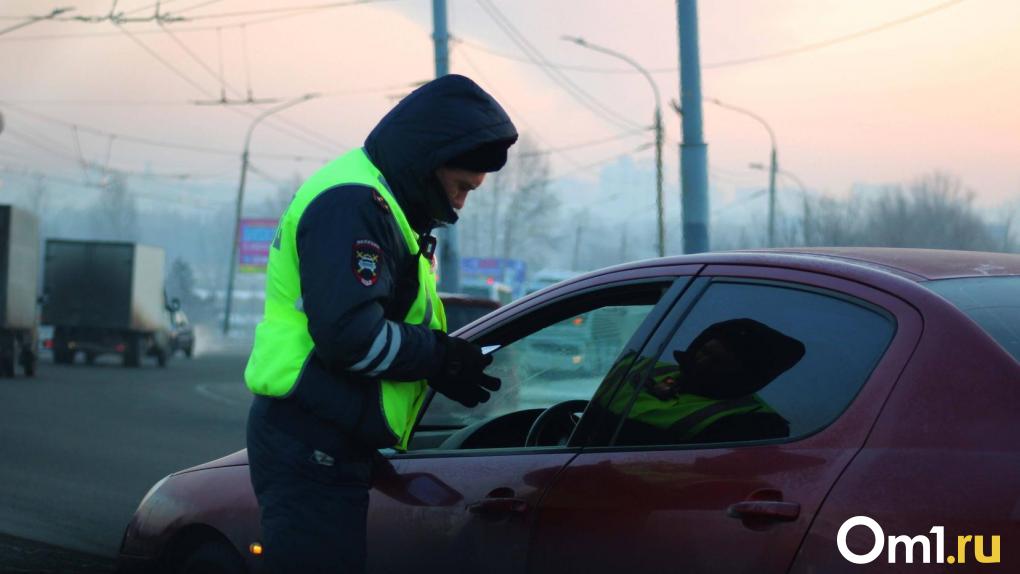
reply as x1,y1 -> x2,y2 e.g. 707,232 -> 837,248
862,172 -> 993,250
803,194 -> 864,247
458,137 -> 560,269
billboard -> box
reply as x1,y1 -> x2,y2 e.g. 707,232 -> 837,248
238,218 -> 278,273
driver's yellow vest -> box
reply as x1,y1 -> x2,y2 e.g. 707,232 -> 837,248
244,148 -> 445,450
604,356 -> 773,440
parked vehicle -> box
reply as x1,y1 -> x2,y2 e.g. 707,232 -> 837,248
0,205 -> 39,377
169,310 -> 195,358
440,292 -> 501,332
459,279 -> 514,305
119,248 -> 1020,574
42,240 -> 174,367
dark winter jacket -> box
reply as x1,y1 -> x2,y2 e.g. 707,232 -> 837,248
256,75 -> 518,452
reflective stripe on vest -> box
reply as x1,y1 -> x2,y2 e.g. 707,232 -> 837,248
244,148 -> 445,450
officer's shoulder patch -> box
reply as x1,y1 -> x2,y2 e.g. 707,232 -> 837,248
353,239 -> 383,287
371,190 -> 391,215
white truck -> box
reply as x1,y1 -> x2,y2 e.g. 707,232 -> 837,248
42,240 -> 175,367
0,205 -> 39,377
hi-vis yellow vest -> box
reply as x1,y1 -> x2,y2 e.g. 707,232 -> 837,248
244,148 -> 446,450
603,355 -> 773,441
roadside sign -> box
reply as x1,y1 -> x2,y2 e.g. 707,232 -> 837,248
239,218 -> 278,273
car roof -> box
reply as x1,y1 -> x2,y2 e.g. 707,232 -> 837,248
600,248 -> 1020,282
738,248 -> 1020,281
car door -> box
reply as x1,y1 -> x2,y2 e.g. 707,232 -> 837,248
530,266 -> 923,574
365,268 -> 699,574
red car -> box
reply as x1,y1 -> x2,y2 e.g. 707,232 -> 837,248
118,248 -> 1020,573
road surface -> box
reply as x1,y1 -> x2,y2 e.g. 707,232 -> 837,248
0,349 -> 252,570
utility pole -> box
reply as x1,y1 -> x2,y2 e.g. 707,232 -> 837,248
768,147 -> 778,247
572,222 -> 584,270
562,37 -> 665,257
712,99 -> 778,246
223,94 -> 318,335
432,0 -> 460,293
677,0 -> 709,253
752,163 -> 807,246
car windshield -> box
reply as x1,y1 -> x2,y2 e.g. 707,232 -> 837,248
925,276 -> 1020,361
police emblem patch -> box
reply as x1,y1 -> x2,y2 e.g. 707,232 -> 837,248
353,240 -> 382,286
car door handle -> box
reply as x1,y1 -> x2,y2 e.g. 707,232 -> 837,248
727,500 -> 800,521
467,488 -> 528,516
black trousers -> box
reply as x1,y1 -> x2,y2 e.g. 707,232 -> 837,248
247,399 -> 375,574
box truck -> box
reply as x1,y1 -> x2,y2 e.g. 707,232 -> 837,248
42,240 -> 174,367
0,205 -> 39,377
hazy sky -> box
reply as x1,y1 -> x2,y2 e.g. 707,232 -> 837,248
1,0 -> 1018,209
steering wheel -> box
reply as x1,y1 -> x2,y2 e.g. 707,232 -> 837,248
524,399 -> 589,447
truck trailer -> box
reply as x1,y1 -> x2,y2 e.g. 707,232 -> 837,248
42,240 -> 174,367
0,205 -> 39,377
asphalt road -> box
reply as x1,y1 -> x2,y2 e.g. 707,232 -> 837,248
0,348 -> 253,570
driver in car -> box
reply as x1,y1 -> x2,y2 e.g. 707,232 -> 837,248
603,318 -> 805,445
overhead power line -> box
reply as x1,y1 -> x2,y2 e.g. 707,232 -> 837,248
1,103 -> 330,162
705,0 -> 967,69
548,142 -> 654,183
459,0 -> 968,74
0,164 -> 234,207
110,23 -> 341,153
169,0 -> 397,21
519,129 -> 648,157
0,6 -> 73,36
474,0 -> 644,132
452,43 -> 582,169
0,0 -> 385,41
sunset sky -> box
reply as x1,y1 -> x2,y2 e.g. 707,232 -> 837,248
1,0 -> 1018,209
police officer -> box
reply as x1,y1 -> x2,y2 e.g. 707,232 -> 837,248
244,74 -> 518,573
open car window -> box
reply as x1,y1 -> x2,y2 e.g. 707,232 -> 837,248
406,279 -> 684,452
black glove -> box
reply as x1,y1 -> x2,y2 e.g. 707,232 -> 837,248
429,331 -> 501,407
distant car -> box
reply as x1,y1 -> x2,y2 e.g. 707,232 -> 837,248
119,249 -> 1020,574
439,292 -> 501,332
458,280 -> 514,305
169,310 -> 195,358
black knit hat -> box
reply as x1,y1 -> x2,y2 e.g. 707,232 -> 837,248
445,139 -> 515,172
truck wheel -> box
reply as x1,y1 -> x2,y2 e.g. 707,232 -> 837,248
85,352 -> 97,365
184,344 -> 193,359
0,336 -> 16,377
156,348 -> 168,368
19,347 -> 36,377
0,355 -> 13,378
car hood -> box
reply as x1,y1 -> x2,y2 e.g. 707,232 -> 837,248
173,449 -> 248,476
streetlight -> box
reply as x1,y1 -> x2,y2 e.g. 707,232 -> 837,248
223,93 -> 319,335
750,162 -> 809,245
562,35 -> 665,258
707,98 -> 778,247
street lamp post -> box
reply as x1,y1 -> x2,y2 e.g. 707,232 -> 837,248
708,98 -> 778,247
222,93 -> 319,335
750,162 -> 809,245
563,36 -> 665,257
